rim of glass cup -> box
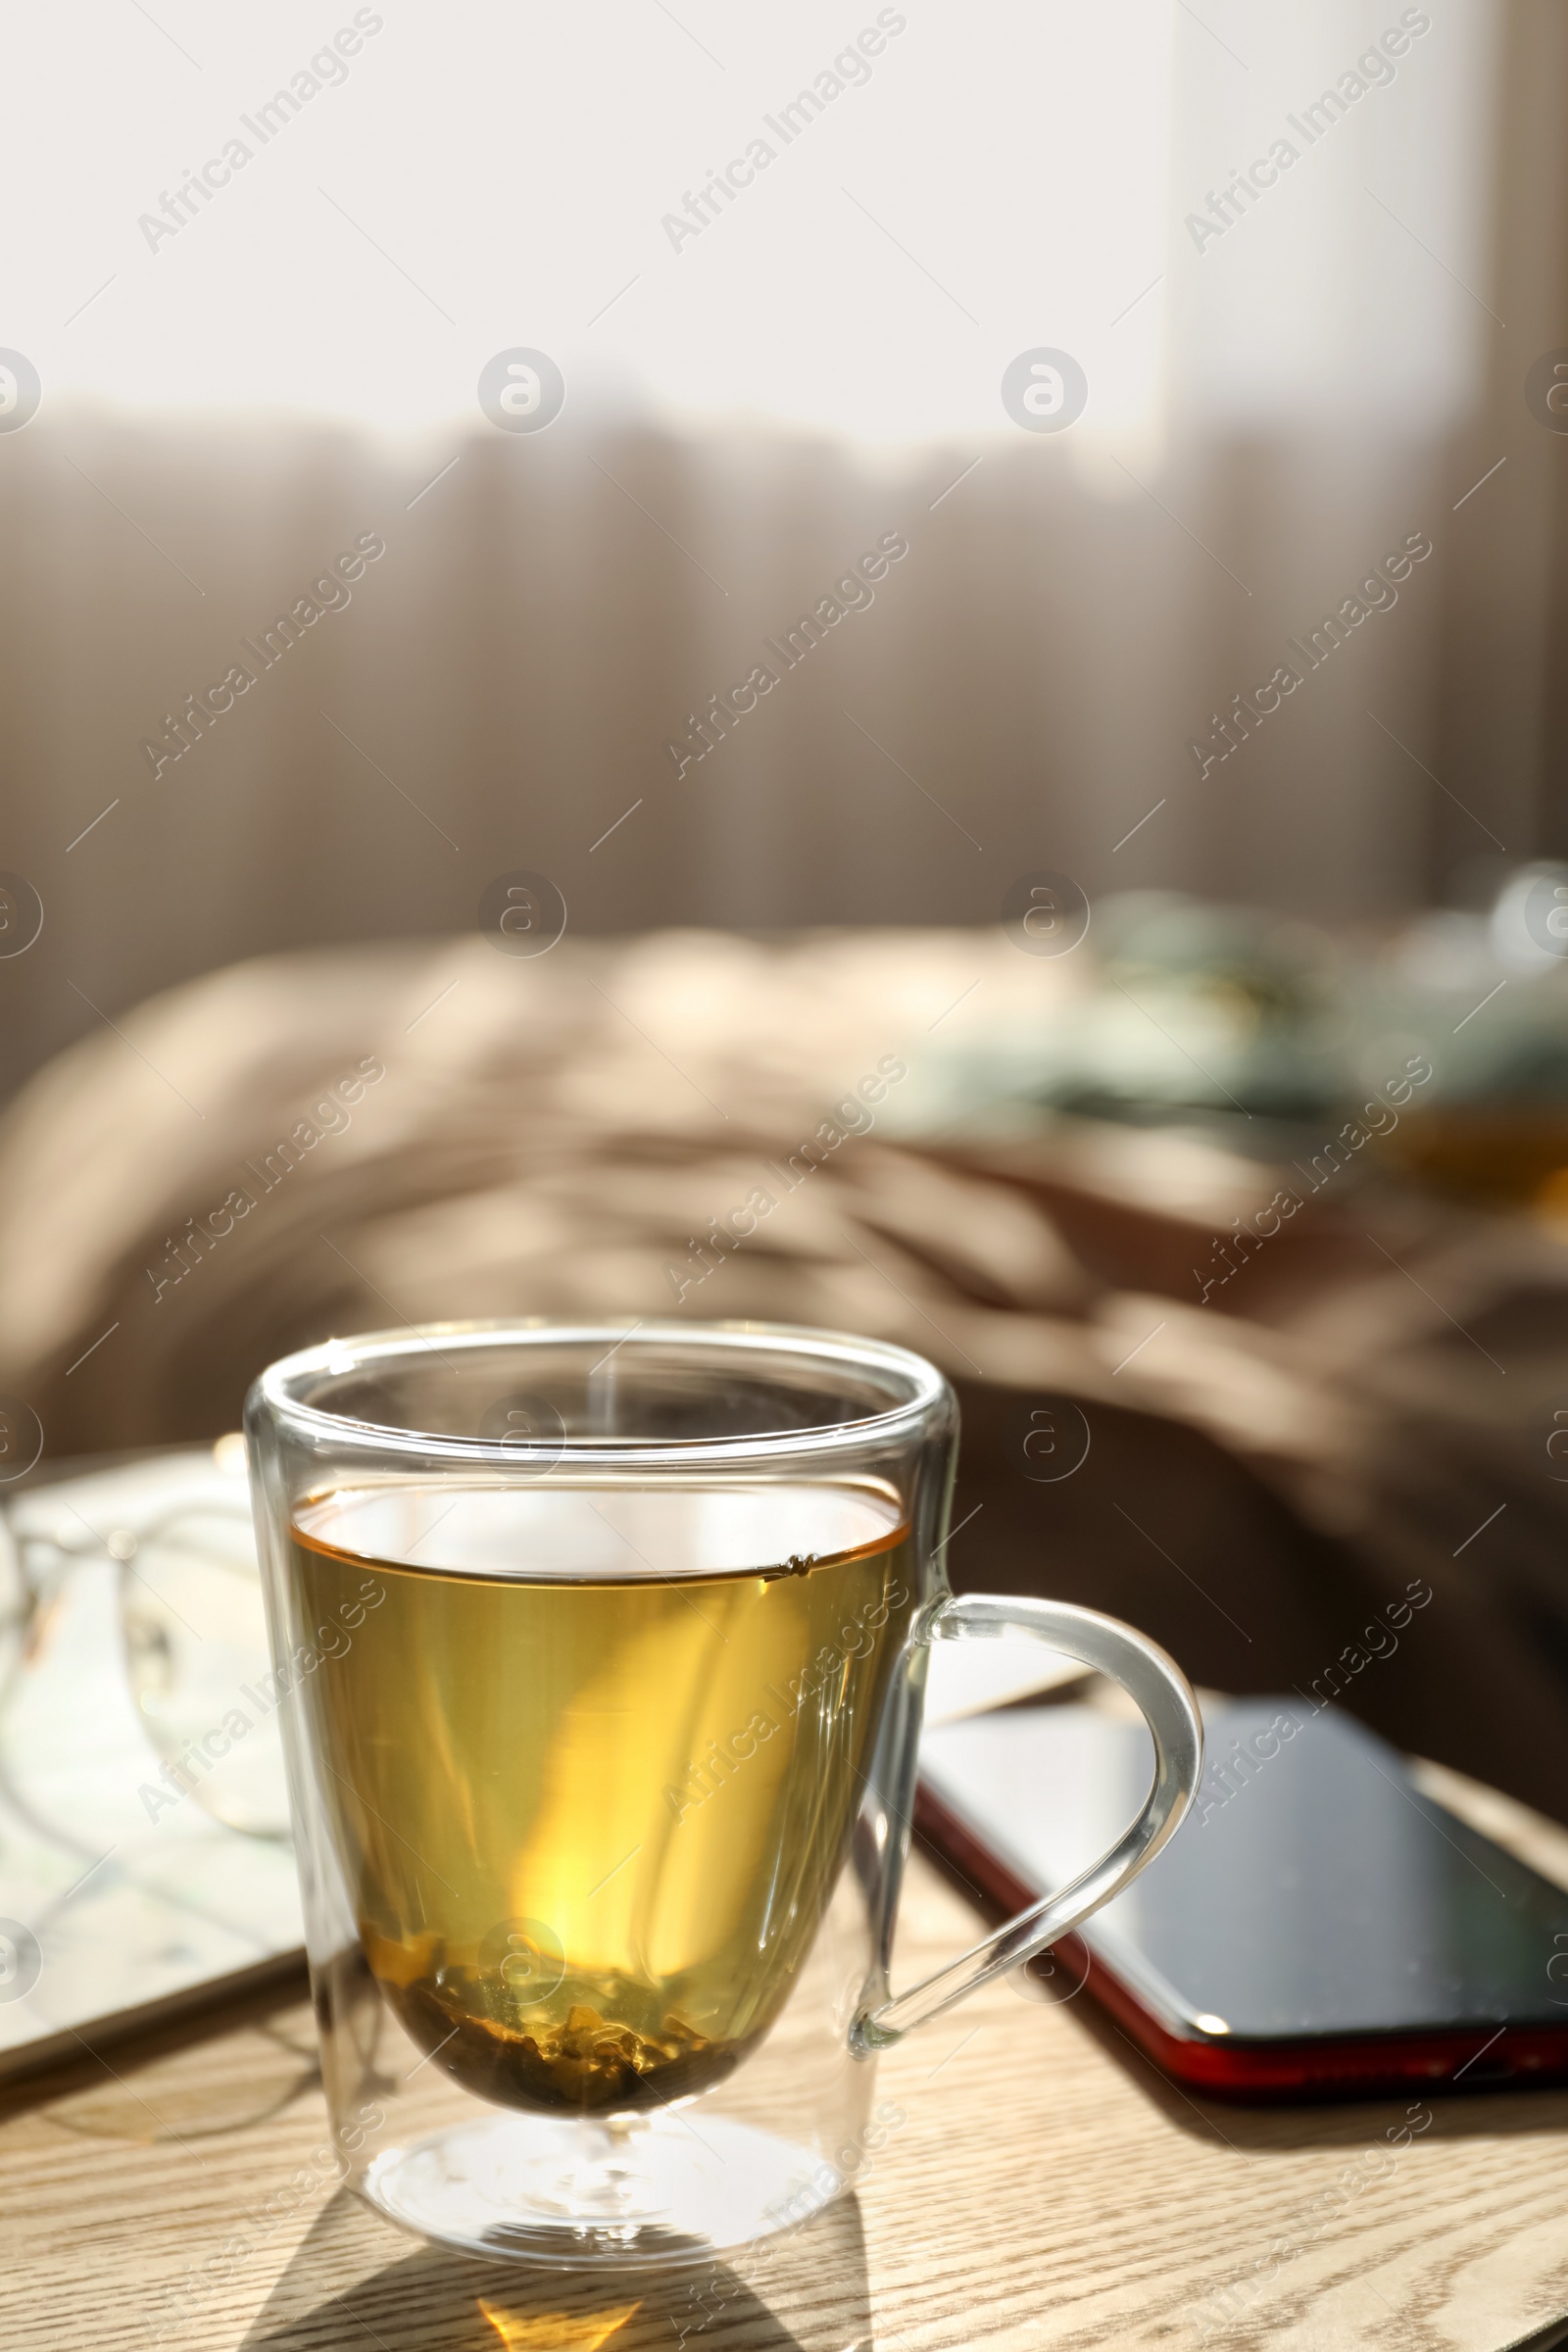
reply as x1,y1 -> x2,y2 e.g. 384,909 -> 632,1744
255,1318 -> 950,1473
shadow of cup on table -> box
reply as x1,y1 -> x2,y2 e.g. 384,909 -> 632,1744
240,2180 -> 873,2352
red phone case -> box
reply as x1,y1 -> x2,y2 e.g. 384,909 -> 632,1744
914,1778 -> 1568,2102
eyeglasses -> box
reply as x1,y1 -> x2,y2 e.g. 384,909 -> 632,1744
0,1441 -> 290,1841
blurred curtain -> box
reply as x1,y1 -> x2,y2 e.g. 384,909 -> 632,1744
1,2 -> 1565,1105
1432,0 -> 1568,876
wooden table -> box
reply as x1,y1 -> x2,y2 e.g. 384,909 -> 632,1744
5,1765 -> 1568,2352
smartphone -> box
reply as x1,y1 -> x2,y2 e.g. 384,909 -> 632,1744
917,1695 -> 1568,2101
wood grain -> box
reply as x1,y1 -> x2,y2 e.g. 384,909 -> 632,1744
3,1783 -> 1568,2352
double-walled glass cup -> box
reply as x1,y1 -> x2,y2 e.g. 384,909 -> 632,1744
246,1321 -> 1200,2269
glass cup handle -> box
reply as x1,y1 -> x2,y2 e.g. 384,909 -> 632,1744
854,1591 -> 1203,2052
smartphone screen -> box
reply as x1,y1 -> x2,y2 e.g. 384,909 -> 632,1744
919,1697 -> 1568,2091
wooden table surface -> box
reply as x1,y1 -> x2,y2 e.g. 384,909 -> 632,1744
5,1766 -> 1568,2352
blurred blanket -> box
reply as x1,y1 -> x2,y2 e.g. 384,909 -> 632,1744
1,928 -> 1565,1817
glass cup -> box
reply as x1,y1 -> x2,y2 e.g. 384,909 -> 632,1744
245,1319 -> 1201,2270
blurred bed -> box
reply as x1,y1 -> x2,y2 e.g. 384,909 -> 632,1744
1,922 -> 1566,1823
